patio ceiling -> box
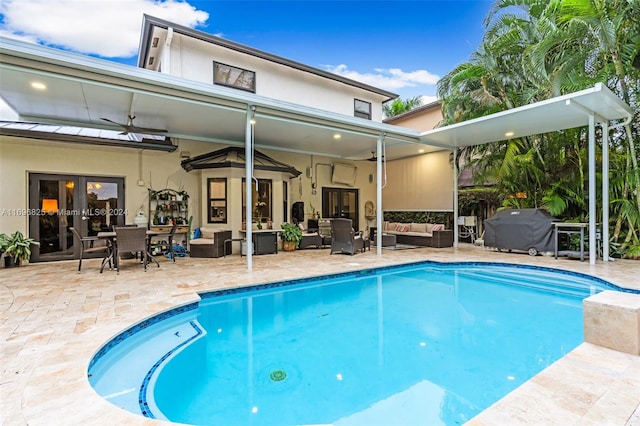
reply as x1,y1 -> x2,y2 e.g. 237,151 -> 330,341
0,38 -> 632,160
0,37 -> 425,161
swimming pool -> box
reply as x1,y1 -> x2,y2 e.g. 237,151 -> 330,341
88,261 -> 629,425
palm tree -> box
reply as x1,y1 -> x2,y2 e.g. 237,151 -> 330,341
382,96 -> 423,118
438,0 -> 640,256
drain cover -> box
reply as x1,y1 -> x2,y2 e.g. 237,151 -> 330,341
269,369 -> 287,382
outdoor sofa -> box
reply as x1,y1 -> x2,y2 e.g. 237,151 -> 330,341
190,227 -> 232,258
382,222 -> 453,248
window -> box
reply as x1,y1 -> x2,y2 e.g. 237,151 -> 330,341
242,179 -> 272,222
207,178 -> 227,223
354,99 -> 371,120
213,61 -> 256,92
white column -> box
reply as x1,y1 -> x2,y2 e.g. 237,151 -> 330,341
452,149 -> 458,248
245,105 -> 254,270
588,114 -> 596,265
601,121 -> 609,262
376,134 -> 383,255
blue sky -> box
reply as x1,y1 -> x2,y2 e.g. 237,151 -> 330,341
0,0 -> 491,110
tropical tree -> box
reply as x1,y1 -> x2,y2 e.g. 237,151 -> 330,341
437,0 -> 640,257
382,96 -> 423,118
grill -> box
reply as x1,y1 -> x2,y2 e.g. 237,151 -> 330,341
483,209 -> 559,256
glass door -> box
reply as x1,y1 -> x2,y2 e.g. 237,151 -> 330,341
28,174 -> 125,262
322,187 -> 359,231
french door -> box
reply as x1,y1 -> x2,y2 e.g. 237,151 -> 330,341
322,187 -> 359,231
28,174 -> 125,262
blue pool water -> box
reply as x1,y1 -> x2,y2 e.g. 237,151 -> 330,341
88,262 -> 630,426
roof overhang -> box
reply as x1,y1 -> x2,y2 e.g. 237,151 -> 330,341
0,37 -> 426,161
419,83 -> 633,149
0,37 -> 633,162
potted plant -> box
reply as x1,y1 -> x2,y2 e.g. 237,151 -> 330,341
280,222 -> 302,251
4,231 -> 40,267
0,233 -> 9,263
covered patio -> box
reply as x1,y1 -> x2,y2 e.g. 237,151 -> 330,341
1,38 -> 633,267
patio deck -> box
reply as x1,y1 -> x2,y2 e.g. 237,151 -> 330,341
1,245 -> 639,425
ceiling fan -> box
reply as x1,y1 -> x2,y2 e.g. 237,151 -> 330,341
100,115 -> 167,135
365,151 -> 385,162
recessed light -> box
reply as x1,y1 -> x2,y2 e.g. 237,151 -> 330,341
333,133 -> 341,140
418,149 -> 425,153
31,81 -> 47,90
505,131 -> 514,137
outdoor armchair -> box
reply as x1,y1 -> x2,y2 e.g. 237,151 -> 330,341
329,218 -> 364,255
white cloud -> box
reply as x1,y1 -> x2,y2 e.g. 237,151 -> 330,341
325,64 -> 440,91
0,0 -> 209,58
420,95 -> 439,105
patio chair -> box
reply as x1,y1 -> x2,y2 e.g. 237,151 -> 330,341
330,218 -> 364,255
69,227 -> 111,272
166,222 -> 179,262
294,219 -> 323,249
114,226 -> 148,274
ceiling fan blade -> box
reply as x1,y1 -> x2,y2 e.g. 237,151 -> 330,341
100,117 -> 166,135
129,126 -> 168,134
100,117 -> 123,126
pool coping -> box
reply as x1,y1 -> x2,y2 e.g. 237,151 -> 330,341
2,245 -> 639,426
86,260 -> 639,423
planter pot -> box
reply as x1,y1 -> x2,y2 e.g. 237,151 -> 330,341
282,241 -> 297,251
4,256 -> 17,268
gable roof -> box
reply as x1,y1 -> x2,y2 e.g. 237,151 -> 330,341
138,15 -> 398,101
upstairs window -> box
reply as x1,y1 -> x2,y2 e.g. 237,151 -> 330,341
213,61 -> 256,93
354,99 -> 371,120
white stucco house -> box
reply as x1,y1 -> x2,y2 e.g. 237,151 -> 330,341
0,15 -> 453,264
0,15 -> 631,265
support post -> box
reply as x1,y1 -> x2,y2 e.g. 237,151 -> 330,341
245,105 -> 254,270
376,134 -> 383,255
452,149 -> 458,248
588,114 -> 596,265
601,121 -> 609,262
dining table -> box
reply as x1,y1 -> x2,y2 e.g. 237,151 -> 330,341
97,229 -> 159,272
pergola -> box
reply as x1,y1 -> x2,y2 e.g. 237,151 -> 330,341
0,37 -> 633,267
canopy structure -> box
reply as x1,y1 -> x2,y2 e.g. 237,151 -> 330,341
415,83 -> 633,264
0,37 -> 633,266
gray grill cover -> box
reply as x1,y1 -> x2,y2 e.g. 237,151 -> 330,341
483,209 -> 559,252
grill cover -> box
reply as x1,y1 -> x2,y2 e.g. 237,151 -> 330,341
483,209 -> 559,253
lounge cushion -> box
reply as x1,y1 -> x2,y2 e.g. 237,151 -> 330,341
200,227 -> 223,239
410,222 -> 427,233
190,238 -> 214,245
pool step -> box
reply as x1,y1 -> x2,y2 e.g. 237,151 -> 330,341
456,269 -> 597,298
